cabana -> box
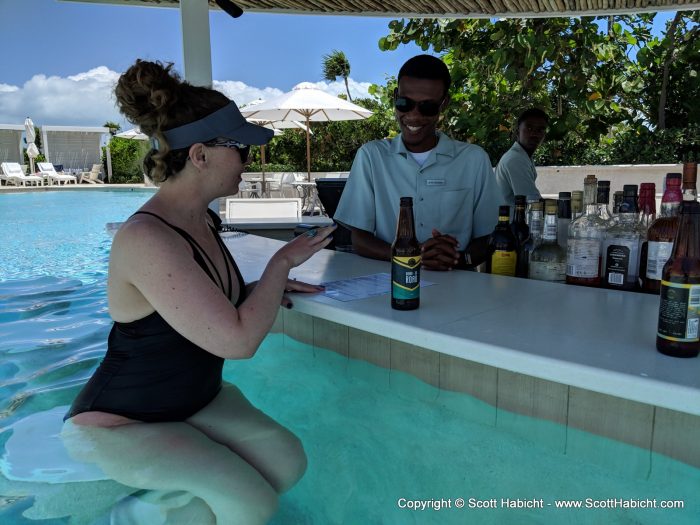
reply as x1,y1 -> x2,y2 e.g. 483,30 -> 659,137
0,124 -> 25,165
40,125 -> 113,182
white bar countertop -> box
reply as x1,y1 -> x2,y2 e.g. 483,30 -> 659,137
224,234 -> 700,416
222,216 -> 333,230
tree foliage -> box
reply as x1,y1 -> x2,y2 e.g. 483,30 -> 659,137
378,12 -> 699,164
322,50 -> 353,101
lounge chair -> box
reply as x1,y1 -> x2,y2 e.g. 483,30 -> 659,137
81,164 -> 105,184
36,162 -> 77,185
0,162 -> 42,186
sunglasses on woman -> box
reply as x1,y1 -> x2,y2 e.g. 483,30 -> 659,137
393,92 -> 445,117
205,139 -> 250,163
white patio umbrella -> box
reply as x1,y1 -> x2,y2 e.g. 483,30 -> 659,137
241,83 -> 372,180
246,115 -> 309,186
24,117 -> 39,174
115,127 -> 148,140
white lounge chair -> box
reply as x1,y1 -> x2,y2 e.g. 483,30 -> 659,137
36,162 -> 77,185
0,162 -> 42,186
81,164 -> 105,184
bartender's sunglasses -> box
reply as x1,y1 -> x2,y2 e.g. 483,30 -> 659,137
393,91 -> 445,117
205,138 -> 250,163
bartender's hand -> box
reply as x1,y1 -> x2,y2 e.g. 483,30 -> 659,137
421,229 -> 460,271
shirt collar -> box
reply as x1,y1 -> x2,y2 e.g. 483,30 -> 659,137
391,131 -> 456,158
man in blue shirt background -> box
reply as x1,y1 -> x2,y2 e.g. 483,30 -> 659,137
334,55 -> 500,271
495,108 -> 549,205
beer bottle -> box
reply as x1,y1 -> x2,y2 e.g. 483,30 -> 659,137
487,205 -> 518,277
391,197 -> 421,310
656,200 -> 700,358
510,195 -> 531,278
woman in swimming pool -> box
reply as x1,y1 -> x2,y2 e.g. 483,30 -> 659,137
62,59 -> 334,524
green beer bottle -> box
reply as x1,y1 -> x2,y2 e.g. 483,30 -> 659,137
391,197 -> 421,310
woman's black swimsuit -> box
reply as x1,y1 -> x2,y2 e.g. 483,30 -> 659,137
65,211 -> 246,422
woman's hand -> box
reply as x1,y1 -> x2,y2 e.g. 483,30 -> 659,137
281,278 -> 325,309
273,224 -> 336,269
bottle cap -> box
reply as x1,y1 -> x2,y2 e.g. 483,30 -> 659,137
666,173 -> 682,186
584,175 -> 597,185
531,201 -> 543,211
640,183 -> 655,191
544,199 -> 557,214
514,195 -> 527,206
400,197 -> 413,206
572,190 -> 583,199
597,180 -> 610,188
498,205 -> 511,217
623,184 -> 638,197
558,192 -> 571,199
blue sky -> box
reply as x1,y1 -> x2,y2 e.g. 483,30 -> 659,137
0,1 -> 677,129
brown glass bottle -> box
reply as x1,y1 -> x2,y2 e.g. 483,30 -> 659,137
682,161 -> 697,201
487,205 -> 518,277
510,195 -> 530,278
642,174 -> 682,294
391,197 -> 421,310
656,200 -> 700,358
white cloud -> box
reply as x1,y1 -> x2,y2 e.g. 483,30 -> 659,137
0,67 -> 376,129
290,78 -> 373,101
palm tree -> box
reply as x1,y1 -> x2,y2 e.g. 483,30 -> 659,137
322,50 -> 352,101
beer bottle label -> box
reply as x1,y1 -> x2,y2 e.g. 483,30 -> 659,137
392,256 -> 421,300
491,250 -> 516,276
657,281 -> 700,342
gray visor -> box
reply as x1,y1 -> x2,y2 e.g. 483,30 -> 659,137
162,102 -> 273,149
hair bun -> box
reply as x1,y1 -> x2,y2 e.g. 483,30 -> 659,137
114,60 -> 181,135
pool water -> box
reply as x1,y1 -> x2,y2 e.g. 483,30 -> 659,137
0,190 -> 699,524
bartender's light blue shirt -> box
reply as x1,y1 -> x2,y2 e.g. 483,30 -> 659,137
495,141 -> 541,205
334,132 -> 500,248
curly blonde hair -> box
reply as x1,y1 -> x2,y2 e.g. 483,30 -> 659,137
114,60 -> 230,183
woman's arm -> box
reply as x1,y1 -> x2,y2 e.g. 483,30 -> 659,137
110,220 -> 334,360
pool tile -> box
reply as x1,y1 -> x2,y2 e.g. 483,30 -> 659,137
437,354 -> 497,426
347,328 -> 390,387
283,309 -> 313,347
566,388 -> 653,478
389,340 -> 440,402
269,307 -> 284,334
496,370 -> 568,453
313,318 -> 349,358
651,407 -> 700,469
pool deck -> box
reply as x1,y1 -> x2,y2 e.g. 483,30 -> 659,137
0,183 -> 152,193
224,234 -> 700,470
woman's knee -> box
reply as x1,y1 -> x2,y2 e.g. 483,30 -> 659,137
273,433 -> 307,493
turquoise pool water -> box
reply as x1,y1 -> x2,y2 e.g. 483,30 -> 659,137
0,190 -> 699,524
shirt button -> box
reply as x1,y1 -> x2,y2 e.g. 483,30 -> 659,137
420,223 -> 424,227
420,198 -> 424,201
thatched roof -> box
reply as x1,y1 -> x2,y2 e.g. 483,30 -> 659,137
65,0 -> 700,18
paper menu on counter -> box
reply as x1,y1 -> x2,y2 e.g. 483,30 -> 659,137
319,272 -> 435,302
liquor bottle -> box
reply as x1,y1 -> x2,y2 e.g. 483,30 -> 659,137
656,199 -> 700,358
511,195 -> 530,278
612,191 -> 624,217
529,200 -> 567,282
601,185 -> 642,291
571,190 -> 584,220
566,175 -> 607,287
391,197 -> 421,310
642,174 -> 682,294
682,161 -> 697,201
528,200 -> 544,247
638,183 -> 657,230
597,181 -> 613,222
557,192 -> 572,250
526,195 -> 540,226
487,205 -> 518,277
636,182 -> 656,287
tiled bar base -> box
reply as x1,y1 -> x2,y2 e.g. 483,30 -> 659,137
275,308 -> 700,473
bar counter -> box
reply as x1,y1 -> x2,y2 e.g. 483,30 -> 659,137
224,234 -> 700,468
